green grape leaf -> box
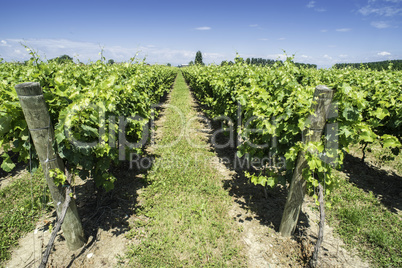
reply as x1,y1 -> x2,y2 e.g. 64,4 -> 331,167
372,107 -> 390,120
342,106 -> 360,121
1,155 -> 16,172
381,134 -> 401,148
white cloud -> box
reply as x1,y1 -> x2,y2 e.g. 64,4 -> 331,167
336,28 -> 352,32
357,1 -> 402,28
278,37 -> 286,40
258,38 -> 268,41
378,51 -> 391,56
371,21 -> 391,28
0,38 -> 225,65
267,53 -> 288,61
203,52 -> 226,62
358,3 -> 402,16
306,1 -> 326,12
249,24 -> 258,27
307,1 -> 315,8
195,26 -> 211,31
339,54 -> 349,58
0,40 -> 8,46
323,54 -> 332,60
320,29 -> 328,32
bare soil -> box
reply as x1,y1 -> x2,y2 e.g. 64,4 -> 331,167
4,164 -> 146,268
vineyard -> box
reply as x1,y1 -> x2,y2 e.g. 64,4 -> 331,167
0,55 -> 401,267
0,58 -> 176,189
182,56 -> 401,193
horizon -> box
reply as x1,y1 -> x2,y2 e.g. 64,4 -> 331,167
1,0 -> 402,68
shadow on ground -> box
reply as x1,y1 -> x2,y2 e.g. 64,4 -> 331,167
187,88 -> 310,233
343,153 -> 402,214
0,151 -> 28,185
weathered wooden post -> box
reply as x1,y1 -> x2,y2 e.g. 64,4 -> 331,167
15,82 -> 86,250
279,85 -> 334,237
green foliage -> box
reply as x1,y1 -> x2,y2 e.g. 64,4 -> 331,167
0,58 -> 177,191
49,168 -> 67,186
195,51 -> 203,65
1,154 -> 16,173
334,59 -> 402,71
182,55 -> 401,197
243,57 -> 317,69
247,57 -> 282,66
49,54 -> 74,64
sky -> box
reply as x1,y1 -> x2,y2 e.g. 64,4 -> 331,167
0,0 -> 401,68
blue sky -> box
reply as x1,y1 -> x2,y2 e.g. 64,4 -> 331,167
0,0 -> 401,68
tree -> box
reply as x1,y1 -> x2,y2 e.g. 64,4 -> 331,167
189,61 -> 194,66
58,54 -> 73,63
166,63 -> 171,67
49,54 -> 73,64
195,51 -> 203,65
108,59 -> 115,65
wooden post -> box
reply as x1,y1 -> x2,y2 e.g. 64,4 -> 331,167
15,82 -> 86,250
279,85 -> 334,237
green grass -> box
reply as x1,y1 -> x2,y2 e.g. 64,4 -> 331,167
327,175 -> 402,267
0,167 -> 50,264
125,71 -> 246,267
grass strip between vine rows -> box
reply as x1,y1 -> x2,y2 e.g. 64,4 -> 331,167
327,170 -> 402,267
0,168 -> 49,264
125,71 -> 246,267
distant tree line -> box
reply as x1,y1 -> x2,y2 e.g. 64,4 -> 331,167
220,57 -> 317,69
245,58 -> 279,66
294,62 -> 317,69
46,55 -> 116,65
333,60 -> 402,71
48,54 -> 74,64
